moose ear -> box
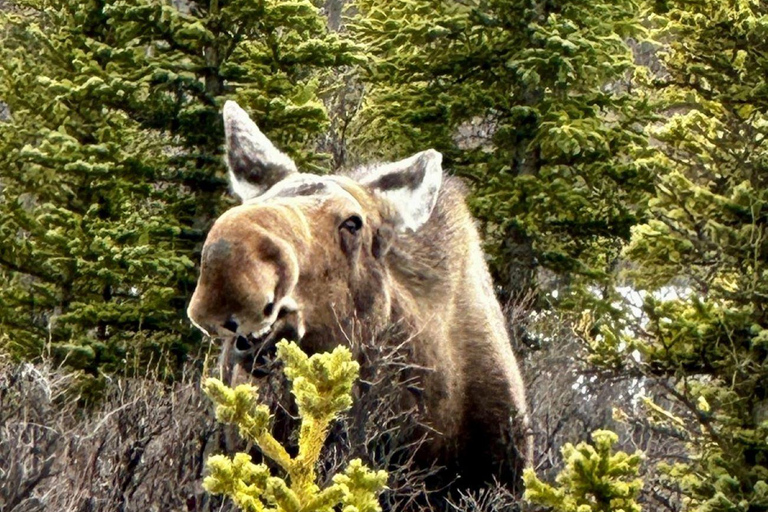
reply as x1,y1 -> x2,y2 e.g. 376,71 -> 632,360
362,149 -> 443,232
222,100 -> 297,201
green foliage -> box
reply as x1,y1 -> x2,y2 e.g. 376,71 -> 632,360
524,430 -> 644,512
0,0 -> 355,375
351,0 -> 655,300
203,341 -> 387,512
592,1 -> 768,510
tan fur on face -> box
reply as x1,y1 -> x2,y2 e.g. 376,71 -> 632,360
188,170 -> 532,493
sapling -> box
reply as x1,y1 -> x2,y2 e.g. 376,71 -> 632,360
203,340 -> 387,512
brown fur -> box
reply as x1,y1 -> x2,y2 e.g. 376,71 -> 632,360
188,104 -> 532,495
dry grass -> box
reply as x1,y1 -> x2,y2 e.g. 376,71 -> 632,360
0,353 -> 234,512
0,329 -> 526,512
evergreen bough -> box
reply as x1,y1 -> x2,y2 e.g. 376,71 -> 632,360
524,430 -> 644,512
203,341 -> 387,512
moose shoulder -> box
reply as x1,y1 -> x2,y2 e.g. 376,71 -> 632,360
188,101 -> 532,493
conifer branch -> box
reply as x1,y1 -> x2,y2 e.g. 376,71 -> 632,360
203,341 -> 387,512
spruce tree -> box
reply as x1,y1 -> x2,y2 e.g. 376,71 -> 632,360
351,0 -> 654,301
0,0 -> 355,376
593,1 -> 768,510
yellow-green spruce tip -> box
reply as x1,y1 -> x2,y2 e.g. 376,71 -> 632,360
202,340 -> 387,512
523,430 -> 644,512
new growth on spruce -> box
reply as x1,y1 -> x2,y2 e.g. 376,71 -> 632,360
202,341 -> 387,512
523,430 -> 644,512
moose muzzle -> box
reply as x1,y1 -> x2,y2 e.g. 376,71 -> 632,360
187,216 -> 303,381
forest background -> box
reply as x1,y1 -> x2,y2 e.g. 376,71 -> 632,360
0,0 -> 765,511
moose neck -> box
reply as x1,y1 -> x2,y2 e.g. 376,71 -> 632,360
383,177 -> 482,329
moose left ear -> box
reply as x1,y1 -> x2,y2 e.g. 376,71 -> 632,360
362,149 -> 443,232
223,100 -> 298,202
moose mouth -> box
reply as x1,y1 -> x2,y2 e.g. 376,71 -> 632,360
229,320 -> 301,378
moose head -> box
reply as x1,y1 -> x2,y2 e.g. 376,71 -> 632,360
187,101 -> 444,379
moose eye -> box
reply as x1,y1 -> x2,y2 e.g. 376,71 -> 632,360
340,215 -> 363,234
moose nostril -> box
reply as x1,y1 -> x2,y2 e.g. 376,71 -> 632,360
222,317 -> 238,333
235,335 -> 252,351
263,302 -> 274,317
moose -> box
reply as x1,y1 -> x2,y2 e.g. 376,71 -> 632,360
188,101 -> 532,495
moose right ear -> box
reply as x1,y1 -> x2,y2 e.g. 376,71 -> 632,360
360,149 -> 443,232
223,101 -> 297,202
